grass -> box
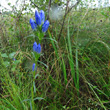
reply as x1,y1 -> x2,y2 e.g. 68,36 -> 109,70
0,6 -> 110,109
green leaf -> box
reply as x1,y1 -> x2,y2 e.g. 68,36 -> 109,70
8,3 -> 11,6
1,53 -> 8,58
23,99 -> 31,102
55,0 -> 59,3
33,97 -> 44,101
4,61 -> 10,67
93,86 -> 97,89
13,60 -> 20,65
9,52 -> 16,59
11,67 -> 16,72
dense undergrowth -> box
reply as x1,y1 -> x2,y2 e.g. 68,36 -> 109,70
0,6 -> 110,110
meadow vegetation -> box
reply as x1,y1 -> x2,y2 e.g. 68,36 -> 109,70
0,1 -> 110,109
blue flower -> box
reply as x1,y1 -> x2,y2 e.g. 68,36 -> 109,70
29,18 -> 37,30
35,10 -> 41,25
32,63 -> 37,71
33,42 -> 37,52
39,10 -> 45,23
42,20 -> 49,32
33,42 -> 41,54
36,43 -> 41,54
13,58 -> 16,61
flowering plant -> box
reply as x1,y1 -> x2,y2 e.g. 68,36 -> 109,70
30,10 -> 49,42
29,9 -> 49,72
29,9 -> 49,95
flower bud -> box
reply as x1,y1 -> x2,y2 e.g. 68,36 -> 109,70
33,42 -> 41,54
37,43 -> 41,54
42,20 -> 49,32
13,58 -> 16,61
40,10 -> 45,23
29,18 -> 37,30
32,63 -> 37,71
33,42 -> 37,52
35,10 -> 41,25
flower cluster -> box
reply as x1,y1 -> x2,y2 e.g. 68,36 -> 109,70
30,9 -> 49,72
32,42 -> 41,71
33,42 -> 41,54
29,10 -> 49,33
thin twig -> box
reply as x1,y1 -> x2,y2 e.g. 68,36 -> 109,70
66,0 -> 80,15
30,0 -> 39,8
58,0 -> 81,42
47,0 -> 51,20
58,0 -> 69,41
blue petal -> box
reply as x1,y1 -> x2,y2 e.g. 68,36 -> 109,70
32,63 -> 37,71
32,63 -> 35,71
40,10 -> 45,23
33,42 -> 37,52
29,18 -> 37,30
42,20 -> 49,32
37,44 -> 41,53
13,58 -> 16,61
35,10 -> 41,25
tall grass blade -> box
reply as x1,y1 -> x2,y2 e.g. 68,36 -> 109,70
62,54 -> 67,84
67,19 -> 76,87
88,82 -> 107,110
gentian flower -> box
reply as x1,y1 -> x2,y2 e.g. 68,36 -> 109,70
36,43 -> 41,54
42,20 -> 49,32
33,42 -> 41,54
35,10 -> 41,25
32,63 -> 37,71
33,42 -> 37,52
29,18 -> 37,30
39,10 -> 45,23
13,58 -> 16,61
